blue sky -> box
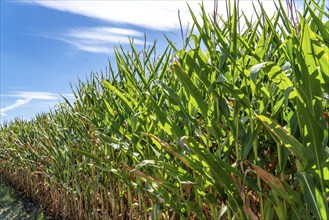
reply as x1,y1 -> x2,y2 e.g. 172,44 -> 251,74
0,0 -> 293,124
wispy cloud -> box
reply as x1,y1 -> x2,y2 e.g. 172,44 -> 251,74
0,91 -> 74,116
1,98 -> 32,116
37,26 -> 148,54
22,1 -> 284,54
24,1 -> 204,31
9,91 -> 61,100
22,1 -> 282,31
62,27 -> 146,54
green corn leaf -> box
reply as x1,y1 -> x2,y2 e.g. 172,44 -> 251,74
172,62 -> 208,117
146,134 -> 205,177
257,115 -> 307,166
252,164 -> 311,218
310,35 -> 329,90
121,162 -> 179,194
214,81 -> 251,108
295,172 -> 329,220
250,62 -> 296,98
68,148 -> 105,165
103,80 -> 133,111
136,160 -> 195,184
298,18 -> 322,115
263,62 -> 294,92
182,136 -> 244,213
305,1 -> 329,45
151,203 -> 161,220
250,62 -> 267,82
296,88 -> 328,166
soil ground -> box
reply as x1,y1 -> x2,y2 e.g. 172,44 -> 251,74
0,180 -> 48,220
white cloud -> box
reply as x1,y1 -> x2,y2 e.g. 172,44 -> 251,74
23,1 -> 285,31
25,1 -> 204,31
70,27 -> 143,39
22,1 -> 288,54
67,27 -> 144,44
11,91 -> 60,100
61,27 -> 147,54
1,98 -> 32,116
67,43 -> 113,54
0,91 -> 74,117
37,26 -> 148,54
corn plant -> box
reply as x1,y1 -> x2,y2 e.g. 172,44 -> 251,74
0,0 -> 328,219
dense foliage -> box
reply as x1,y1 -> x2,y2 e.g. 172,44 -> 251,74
1,0 -> 328,219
